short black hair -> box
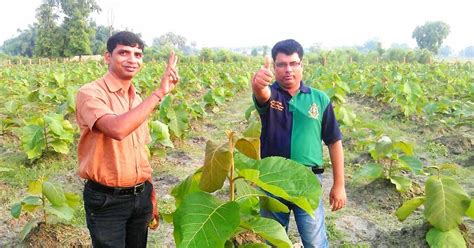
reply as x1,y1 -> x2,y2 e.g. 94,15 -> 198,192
271,39 -> 304,61
106,31 -> 145,53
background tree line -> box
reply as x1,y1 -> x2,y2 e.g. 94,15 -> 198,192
1,2 -> 473,61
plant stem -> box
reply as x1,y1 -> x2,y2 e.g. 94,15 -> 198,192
388,159 -> 394,178
43,121 -> 48,154
42,193 -> 47,224
228,131 -> 235,202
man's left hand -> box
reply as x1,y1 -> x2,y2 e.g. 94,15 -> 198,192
329,184 -> 346,211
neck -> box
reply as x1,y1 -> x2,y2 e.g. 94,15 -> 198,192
278,82 -> 300,96
105,71 -> 132,92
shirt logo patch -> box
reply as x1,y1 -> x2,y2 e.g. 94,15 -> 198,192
308,103 -> 319,119
270,100 -> 284,111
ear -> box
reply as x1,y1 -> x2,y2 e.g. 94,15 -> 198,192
104,51 -> 111,64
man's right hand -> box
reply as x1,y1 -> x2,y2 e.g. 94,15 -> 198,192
155,52 -> 179,99
252,56 -> 272,104
252,55 -> 274,90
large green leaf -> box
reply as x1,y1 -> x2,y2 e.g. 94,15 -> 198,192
172,171 -> 202,207
235,137 -> 260,160
373,138 -> 393,158
235,178 -> 289,215
426,227 -> 466,248
65,192 -> 81,208
160,96 -> 188,138
149,120 -> 174,148
393,141 -> 414,156
199,140 -> 232,192
236,156 -> 320,216
389,175 -> 412,192
173,191 -> 240,248
240,216 -> 292,248
424,176 -> 470,231
466,199 -> 474,219
42,181 -> 67,207
50,139 -> 70,154
354,163 -> 384,180
45,205 -> 74,220
235,178 -> 260,215
21,124 -> 46,160
44,114 -> 65,136
395,196 -> 425,221
398,155 -> 423,174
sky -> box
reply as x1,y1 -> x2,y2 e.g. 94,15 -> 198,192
1,0 -> 473,52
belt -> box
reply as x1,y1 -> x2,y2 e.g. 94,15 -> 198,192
311,167 -> 324,174
86,180 -> 146,195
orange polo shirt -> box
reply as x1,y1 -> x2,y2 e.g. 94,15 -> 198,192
75,75 -> 152,187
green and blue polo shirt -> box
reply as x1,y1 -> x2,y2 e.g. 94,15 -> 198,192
253,81 -> 342,168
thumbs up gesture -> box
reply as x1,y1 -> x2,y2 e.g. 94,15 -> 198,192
252,55 -> 274,90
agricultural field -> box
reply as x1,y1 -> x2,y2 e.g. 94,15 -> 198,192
0,58 -> 473,247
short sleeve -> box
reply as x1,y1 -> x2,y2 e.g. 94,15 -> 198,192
252,94 -> 270,115
321,102 -> 342,145
76,88 -> 115,131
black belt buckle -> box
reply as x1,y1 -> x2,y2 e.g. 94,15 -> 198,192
116,182 -> 145,195
132,183 -> 145,195
311,167 -> 324,174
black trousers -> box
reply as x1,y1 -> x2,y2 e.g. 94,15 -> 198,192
83,181 -> 152,248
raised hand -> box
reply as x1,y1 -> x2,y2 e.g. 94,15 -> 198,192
157,51 -> 179,96
252,55 -> 274,90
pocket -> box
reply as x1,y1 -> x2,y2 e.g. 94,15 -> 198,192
83,187 -> 109,213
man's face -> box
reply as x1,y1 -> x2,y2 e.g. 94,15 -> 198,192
273,52 -> 303,90
105,44 -> 143,80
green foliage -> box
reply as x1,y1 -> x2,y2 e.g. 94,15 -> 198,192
412,21 -> 450,54
10,178 -> 80,240
169,131 -> 321,247
354,135 -> 423,192
396,164 -> 471,247
34,3 -> 62,57
173,191 -> 240,247
1,25 -> 37,57
21,113 -> 75,161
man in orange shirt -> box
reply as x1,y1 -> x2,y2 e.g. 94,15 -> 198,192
75,31 -> 178,247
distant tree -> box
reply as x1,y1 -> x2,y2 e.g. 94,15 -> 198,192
55,0 -> 100,57
358,39 -> 383,54
1,26 -> 37,57
34,3 -> 62,57
182,41 -> 198,56
199,48 -> 214,62
251,48 -> 258,56
216,49 -> 232,62
390,43 -> 410,49
153,32 -> 187,51
308,43 -> 322,53
90,22 -> 113,54
438,45 -> 453,58
383,48 -> 407,62
459,46 -> 474,58
412,21 -> 450,54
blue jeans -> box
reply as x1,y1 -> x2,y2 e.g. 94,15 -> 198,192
261,174 -> 328,248
83,181 -> 153,248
